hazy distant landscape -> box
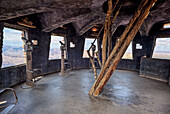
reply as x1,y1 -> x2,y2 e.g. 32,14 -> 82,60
2,46 -> 25,68
49,36 -> 64,60
49,48 -> 61,59
2,28 -> 25,68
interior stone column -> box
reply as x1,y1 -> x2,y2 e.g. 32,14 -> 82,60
66,35 -> 85,69
27,30 -> 51,73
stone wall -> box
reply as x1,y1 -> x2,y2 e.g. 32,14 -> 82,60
65,24 -> 85,69
0,57 -> 139,88
140,57 -> 170,84
117,59 -> 137,71
28,30 -> 51,73
0,64 -> 26,88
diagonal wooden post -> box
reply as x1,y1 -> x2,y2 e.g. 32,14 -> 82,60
93,0 -> 157,96
102,0 -> 119,66
96,51 -> 102,68
87,49 -> 97,80
87,26 -> 104,79
89,0 -> 148,95
107,11 -> 112,57
108,0 -> 124,60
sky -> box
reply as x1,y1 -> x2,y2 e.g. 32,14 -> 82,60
163,23 -> 170,29
3,28 -> 65,49
50,35 -> 64,49
154,38 -> 170,53
3,27 -> 23,47
84,38 -> 98,50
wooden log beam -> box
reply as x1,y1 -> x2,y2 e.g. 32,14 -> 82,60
96,51 -> 102,68
107,16 -> 112,57
87,26 -> 104,79
107,0 -> 124,57
87,39 -> 97,80
102,18 -> 109,66
102,0 -> 119,66
87,50 -> 97,80
89,0 -> 148,95
93,0 -> 157,96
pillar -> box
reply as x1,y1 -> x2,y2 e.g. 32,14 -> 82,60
66,35 -> 85,69
27,30 -> 51,73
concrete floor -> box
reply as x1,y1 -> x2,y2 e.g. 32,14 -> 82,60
1,69 -> 170,114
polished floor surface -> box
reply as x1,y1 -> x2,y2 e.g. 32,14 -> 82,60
1,69 -> 170,114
